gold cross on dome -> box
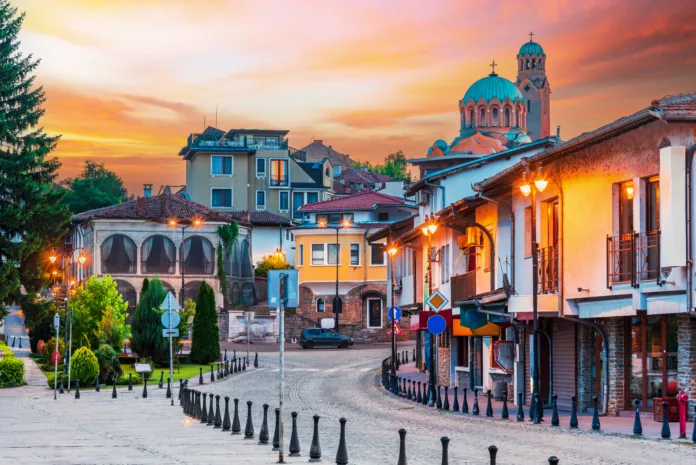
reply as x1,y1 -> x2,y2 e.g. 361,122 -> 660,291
529,31 -> 534,42
490,60 -> 497,74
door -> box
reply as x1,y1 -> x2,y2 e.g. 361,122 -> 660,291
367,298 -> 383,329
618,181 -> 634,280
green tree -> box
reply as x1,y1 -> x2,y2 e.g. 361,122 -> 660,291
353,150 -> 411,183
70,275 -> 129,351
175,298 -> 196,353
254,254 -> 291,277
0,2 -> 71,324
190,281 -> 220,364
62,160 -> 131,214
96,306 -> 127,350
130,277 -> 168,364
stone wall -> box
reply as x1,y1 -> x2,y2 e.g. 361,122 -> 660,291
576,324 -> 594,413
605,318 -> 625,416
677,315 -> 696,420
437,347 -> 450,386
489,372 -> 513,402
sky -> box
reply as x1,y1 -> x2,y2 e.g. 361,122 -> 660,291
17,0 -> 696,194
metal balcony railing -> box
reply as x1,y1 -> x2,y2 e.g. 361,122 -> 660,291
451,270 -> 476,303
636,230 -> 660,282
188,133 -> 289,151
538,244 -> 558,294
606,230 -> 660,288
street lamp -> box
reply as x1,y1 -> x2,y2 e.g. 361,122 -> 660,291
65,248 -> 87,392
387,243 -> 398,376
168,217 -> 203,305
318,218 -> 351,333
420,214 -> 438,406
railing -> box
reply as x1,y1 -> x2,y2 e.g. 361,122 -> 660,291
538,245 -> 558,294
451,270 -> 476,303
187,133 -> 289,151
606,230 -> 660,288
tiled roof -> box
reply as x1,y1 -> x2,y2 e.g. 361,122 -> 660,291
72,194 -> 248,226
298,191 -> 409,212
336,167 -> 394,185
651,91 -> 696,117
227,210 -> 293,225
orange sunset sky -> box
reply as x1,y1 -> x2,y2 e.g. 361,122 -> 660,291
18,0 -> 696,194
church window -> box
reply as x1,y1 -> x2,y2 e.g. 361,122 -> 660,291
539,60 -> 543,70
519,60 -> 523,71
527,100 -> 531,113
532,59 -> 536,70
524,84 -> 531,92
491,107 -> 499,127
526,59 -> 530,70
479,108 -> 486,127
504,108 -> 511,127
469,109 -> 475,127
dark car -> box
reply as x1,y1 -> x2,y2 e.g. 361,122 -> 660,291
300,328 -> 354,349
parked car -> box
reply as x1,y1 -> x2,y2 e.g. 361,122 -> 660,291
300,328 -> 354,349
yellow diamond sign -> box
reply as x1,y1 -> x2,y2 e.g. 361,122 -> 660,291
425,290 -> 449,313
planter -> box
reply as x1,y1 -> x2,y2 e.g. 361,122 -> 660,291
50,350 -> 61,366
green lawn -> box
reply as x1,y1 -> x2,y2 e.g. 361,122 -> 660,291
121,362 -> 214,384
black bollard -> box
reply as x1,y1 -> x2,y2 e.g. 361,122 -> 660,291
254,352 -> 258,368
207,394 -> 214,426
95,376 -> 100,392
591,396 -> 600,430
443,386 -> 450,411
412,381 -> 418,403
243,357 -> 247,371
214,395 -> 222,428
244,401 -> 255,439
289,411 -> 300,455
142,378 -> 148,399
232,398 -> 241,434
633,399 -> 642,435
551,395 -> 559,426
423,384 -> 429,406
413,348 -> 415,361
501,393 -> 509,419
75,380 -> 80,399
660,401 -> 671,439
11,336 -> 14,347
486,390 -> 493,417
112,379 -> 117,398
201,393 -> 208,423
59,376 -> 64,394
440,436 -> 449,465
453,386 -> 460,412
488,445 -> 498,465
309,414 -> 322,461
516,392 -> 524,421
198,392 -> 204,420
416,382 -> 422,403
436,385 -> 442,409
397,428 -> 407,465
210,365 -> 215,382
529,391 -> 536,421
224,349 -> 227,361
692,405 -> 696,443
128,373 -> 133,391
336,418 -> 349,465
407,379 -> 412,400
548,457 -> 559,465
396,377 -> 401,396
533,393 -> 540,424
259,404 -> 269,445
199,367 -> 204,384
178,380 -> 183,404
473,388 -> 480,415
184,389 -> 189,415
166,378 -> 171,398
462,387 -> 469,414
222,396 -> 231,431
405,351 -> 409,364
272,408 -> 281,450
570,395 -> 578,428
158,371 -> 164,388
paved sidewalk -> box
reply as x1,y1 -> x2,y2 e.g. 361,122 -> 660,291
4,306 -> 48,388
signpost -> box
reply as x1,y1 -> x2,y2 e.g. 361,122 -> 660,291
387,321 -> 403,336
388,306 -> 402,321
160,291 -> 181,406
426,314 -> 446,335
53,313 -> 60,400
425,290 -> 449,313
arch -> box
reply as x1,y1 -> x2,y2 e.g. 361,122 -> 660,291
182,235 -> 214,275
230,282 -> 241,304
141,235 -> 176,274
184,280 -> 204,304
491,107 -> 499,127
159,280 -> 175,297
101,234 -> 136,274
531,59 -> 536,70
504,107 -> 511,127
231,241 -> 241,277
469,108 -> 475,127
316,298 -> 325,313
479,107 -> 486,127
538,59 -> 543,70
525,59 -> 530,70
115,280 -> 137,324
240,239 -> 252,278
519,59 -> 523,71
241,282 -> 255,306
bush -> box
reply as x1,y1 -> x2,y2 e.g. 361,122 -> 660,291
116,372 -> 142,385
130,277 -> 168,364
0,358 -> 25,388
190,281 -> 220,364
69,347 -> 99,385
45,337 -> 65,359
94,344 -> 122,384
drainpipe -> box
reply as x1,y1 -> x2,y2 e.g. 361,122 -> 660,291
424,182 -> 446,211
686,144 -> 696,314
474,189 -> 515,291
450,204 -> 495,292
363,230 -> 369,326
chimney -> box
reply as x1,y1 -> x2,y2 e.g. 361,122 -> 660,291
556,126 -> 561,143
315,140 -> 323,145
137,197 -> 145,216
143,183 -> 152,198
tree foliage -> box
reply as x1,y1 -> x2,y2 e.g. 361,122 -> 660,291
130,277 -> 168,364
62,160 -> 130,214
353,150 -> 412,183
254,254 -> 291,277
69,346 -> 99,385
0,2 -> 71,323
216,222 -> 239,292
190,281 -> 220,364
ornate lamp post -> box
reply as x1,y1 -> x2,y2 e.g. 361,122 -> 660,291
420,215 -> 438,406
318,218 -> 352,333
387,244 -> 399,376
169,218 -> 203,306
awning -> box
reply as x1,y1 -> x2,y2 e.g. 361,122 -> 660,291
452,318 -> 503,337
409,309 -> 452,331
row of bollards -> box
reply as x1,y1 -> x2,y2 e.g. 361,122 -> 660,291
200,353 -> 258,385
382,371 -> 696,443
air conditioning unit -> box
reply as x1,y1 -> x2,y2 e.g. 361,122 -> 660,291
415,189 -> 431,206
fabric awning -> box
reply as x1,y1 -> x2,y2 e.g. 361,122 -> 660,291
452,318 -> 503,337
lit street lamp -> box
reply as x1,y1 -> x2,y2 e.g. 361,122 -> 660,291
420,215 -> 438,406
387,243 -> 398,378
318,218 -> 352,333
168,217 -> 203,306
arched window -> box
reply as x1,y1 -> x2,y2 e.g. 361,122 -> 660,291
184,280 -> 204,304
160,280 -> 175,295
182,235 -> 214,275
240,239 -> 252,277
230,282 -> 241,304
532,59 -> 536,70
325,167 -> 330,178
516,109 -> 521,128
141,235 -> 176,274
101,234 -> 136,274
241,282 -> 255,306
469,108 -> 475,127
115,280 -> 136,324
504,107 -> 511,127
525,59 -> 530,70
316,298 -> 325,312
231,242 -> 241,277
491,107 -> 499,127
527,100 -> 531,113
538,60 -> 543,70
479,108 -> 486,127
519,59 -> 523,71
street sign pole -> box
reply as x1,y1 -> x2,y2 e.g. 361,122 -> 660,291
53,313 -> 60,400
160,292 -> 181,406
168,295 -> 174,406
278,273 -> 286,464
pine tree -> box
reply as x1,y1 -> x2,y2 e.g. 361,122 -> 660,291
190,281 -> 220,364
0,1 -> 71,320
130,277 -> 168,363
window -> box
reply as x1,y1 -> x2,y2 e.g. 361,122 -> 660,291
527,100 -> 531,113
212,188 -> 232,208
456,336 -> 469,367
311,244 -> 325,265
439,244 -> 450,284
269,159 -> 289,187
370,244 -> 386,266
211,156 -> 233,175
367,298 -> 383,328
378,212 -> 389,222
325,167 -> 331,178
327,244 -> 340,265
256,190 -> 266,210
504,107 -> 511,127
492,107 -> 499,126
524,206 -> 532,258
646,176 -> 660,232
469,108 -> 475,127
265,136 -> 279,147
350,244 -> 360,266
328,213 -> 342,224
256,158 -> 266,177
307,192 -> 319,203
333,165 -> 341,176
293,191 -> 320,219
316,298 -> 325,312
279,191 -> 290,212
298,244 -> 304,266
479,108 -> 486,126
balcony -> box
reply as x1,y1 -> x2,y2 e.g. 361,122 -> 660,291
606,230 -> 660,288
187,133 -> 289,151
538,245 -> 558,294
451,270 -> 476,303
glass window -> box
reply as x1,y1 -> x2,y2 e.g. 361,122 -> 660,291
256,190 -> 266,210
350,244 -> 360,266
370,244 -> 385,265
343,213 -> 354,223
378,212 -> 389,221
327,244 -> 340,265
316,298 -> 325,312
316,214 -> 328,224
293,192 -> 305,219
307,192 -> 319,203
333,165 -> 341,176
212,189 -> 232,207
646,177 -> 660,232
328,213 -> 342,224
265,136 -> 279,147
212,156 -> 232,175
270,159 -> 289,186
256,158 -> 266,177
279,191 -> 289,211
311,244 -> 324,265
298,244 -> 304,266
325,167 -> 331,178
367,298 -> 383,328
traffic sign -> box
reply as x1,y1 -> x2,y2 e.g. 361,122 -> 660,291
53,313 -> 60,329
162,328 -> 179,337
425,290 -> 449,313
159,291 -> 181,311
161,310 -> 180,329
388,306 -> 402,321
387,321 -> 403,336
427,314 -> 446,335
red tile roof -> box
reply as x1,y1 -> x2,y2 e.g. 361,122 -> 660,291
336,167 -> 394,185
651,91 -> 696,117
227,210 -> 293,225
298,191 -> 409,212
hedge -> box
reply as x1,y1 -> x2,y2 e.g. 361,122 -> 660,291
46,371 -> 142,388
0,358 -> 25,388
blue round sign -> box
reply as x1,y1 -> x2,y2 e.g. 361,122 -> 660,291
388,306 -> 402,321
427,314 -> 447,335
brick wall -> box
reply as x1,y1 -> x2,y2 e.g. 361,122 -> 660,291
605,318 -> 625,416
437,346 -> 450,386
677,315 -> 696,420
576,324 -> 594,413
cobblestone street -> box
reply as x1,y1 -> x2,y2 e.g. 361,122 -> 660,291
1,343 -> 695,464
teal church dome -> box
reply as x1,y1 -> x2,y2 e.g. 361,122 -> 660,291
462,74 -> 524,104
519,41 -> 544,56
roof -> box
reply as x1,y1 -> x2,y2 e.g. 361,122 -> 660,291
294,159 -> 332,188
299,139 -> 357,167
477,91 -> 696,192
519,41 -> 545,56
462,74 -> 524,104
72,194 -> 248,226
336,167 -> 394,185
298,191 -> 413,212
227,210 -> 293,226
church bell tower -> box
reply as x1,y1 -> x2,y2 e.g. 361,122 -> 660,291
516,32 -> 551,140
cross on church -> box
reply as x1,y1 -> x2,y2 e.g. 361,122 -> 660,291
490,60 -> 497,74
529,31 -> 534,42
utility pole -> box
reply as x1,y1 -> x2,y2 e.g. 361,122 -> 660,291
278,272 -> 286,464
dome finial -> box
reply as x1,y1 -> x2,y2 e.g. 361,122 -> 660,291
489,60 -> 498,76
529,31 -> 534,42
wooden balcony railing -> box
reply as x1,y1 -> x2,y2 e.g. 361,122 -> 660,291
451,270 -> 476,303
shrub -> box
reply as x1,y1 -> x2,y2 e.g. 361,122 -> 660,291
190,281 -> 220,364
254,253 -> 291,277
45,337 -> 65,359
130,277 -> 168,364
0,358 -> 25,388
94,344 -> 122,384
116,372 -> 142,385
69,347 -> 99,385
